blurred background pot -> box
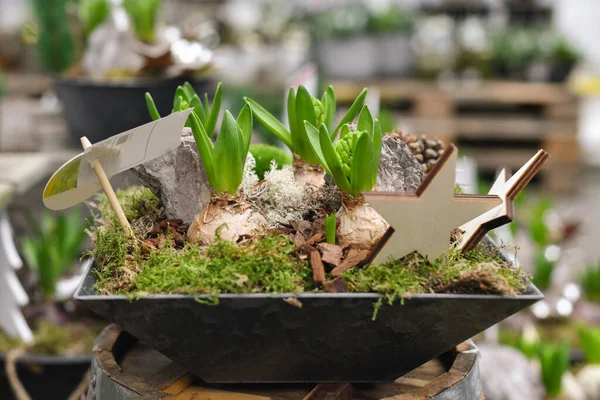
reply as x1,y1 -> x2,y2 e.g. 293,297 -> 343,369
377,33 -> 414,76
0,353 -> 91,400
316,36 -> 378,80
54,75 -> 213,147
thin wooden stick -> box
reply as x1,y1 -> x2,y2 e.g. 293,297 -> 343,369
81,137 -> 133,236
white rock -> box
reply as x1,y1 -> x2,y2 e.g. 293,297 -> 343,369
561,371 -> 586,400
576,364 -> 600,400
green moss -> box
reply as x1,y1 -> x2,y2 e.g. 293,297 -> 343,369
90,188 -> 529,314
344,246 -> 528,319
94,232 -> 314,296
94,186 -> 161,223
249,143 -> 293,180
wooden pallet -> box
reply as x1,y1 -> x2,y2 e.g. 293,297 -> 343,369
330,79 -> 579,193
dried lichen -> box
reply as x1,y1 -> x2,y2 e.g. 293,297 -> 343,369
246,163 -> 322,227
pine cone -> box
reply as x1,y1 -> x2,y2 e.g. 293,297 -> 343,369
390,131 -> 446,174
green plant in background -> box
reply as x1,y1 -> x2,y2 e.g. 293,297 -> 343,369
367,6 -> 414,35
532,248 -> 555,291
552,37 -> 580,64
528,197 -> 553,247
310,4 -> 369,39
377,108 -> 396,134
577,325 -> 600,364
491,28 -> 539,74
304,106 -> 381,197
29,0 -> 76,74
249,143 -> 293,180
325,214 -> 336,244
146,82 -> 251,195
500,329 -> 540,359
580,261 -> 600,303
123,0 -> 162,43
245,86 -> 367,166
78,0 -> 110,37
21,209 -> 89,298
539,341 -> 570,398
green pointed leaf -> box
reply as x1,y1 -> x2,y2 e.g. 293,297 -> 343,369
189,94 -> 205,124
214,111 -> 241,194
351,133 -> 374,196
173,95 -> 183,113
182,82 -> 196,100
21,237 -> 40,272
357,105 -> 374,136
145,93 -> 161,120
295,86 -> 318,163
190,112 -> 217,188
204,93 -> 210,120
578,325 -> 600,364
237,104 -> 253,159
319,125 -> 351,193
303,121 -> 330,175
206,82 -> 223,139
245,98 -> 292,148
325,214 -> 336,245
295,85 -> 317,126
287,87 -> 298,153
322,86 -> 335,131
333,87 -> 367,137
371,120 -> 382,187
175,86 -> 188,103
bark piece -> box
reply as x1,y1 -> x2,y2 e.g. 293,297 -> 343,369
323,277 -> 348,293
317,243 -> 343,267
310,251 -> 326,285
331,248 -> 370,277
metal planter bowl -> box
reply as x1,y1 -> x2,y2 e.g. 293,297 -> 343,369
74,258 -> 542,383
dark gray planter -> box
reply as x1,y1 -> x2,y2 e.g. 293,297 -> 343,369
54,76 -> 213,147
0,352 -> 90,400
74,257 -> 542,383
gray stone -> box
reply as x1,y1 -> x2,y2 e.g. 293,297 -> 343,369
377,135 -> 424,192
132,128 -> 212,224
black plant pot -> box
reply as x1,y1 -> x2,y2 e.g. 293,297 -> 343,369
54,76 -> 214,147
74,260 -> 542,383
0,353 -> 91,400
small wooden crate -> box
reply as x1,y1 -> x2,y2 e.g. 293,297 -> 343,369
86,325 -> 483,400
331,79 -> 580,193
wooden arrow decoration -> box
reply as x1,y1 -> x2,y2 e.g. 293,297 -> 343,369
364,145 -> 502,263
459,149 -> 550,252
